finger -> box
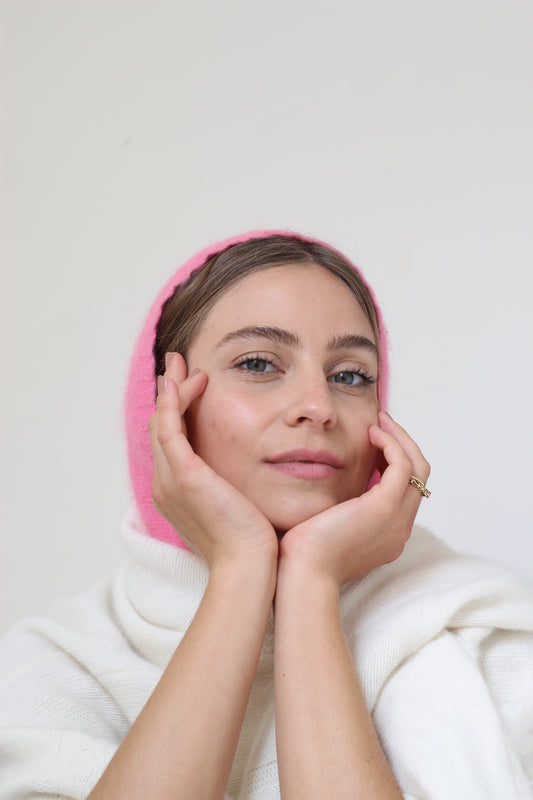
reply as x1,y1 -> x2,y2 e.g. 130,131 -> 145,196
368,424 -> 414,499
378,411 -> 431,482
155,376 -> 213,480
369,426 -> 429,527
157,371 -> 208,417
151,352 -> 208,473
161,352 -> 208,415
165,350 -> 188,383
368,425 -> 424,529
156,376 -> 191,446
148,386 -> 181,465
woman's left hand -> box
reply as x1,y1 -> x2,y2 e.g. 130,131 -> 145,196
279,411 -> 430,586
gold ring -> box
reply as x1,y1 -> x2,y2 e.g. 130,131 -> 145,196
408,475 -> 431,498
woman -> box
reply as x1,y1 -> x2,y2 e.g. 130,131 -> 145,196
1,231 -> 533,799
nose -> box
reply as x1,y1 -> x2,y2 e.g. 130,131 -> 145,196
283,371 -> 337,429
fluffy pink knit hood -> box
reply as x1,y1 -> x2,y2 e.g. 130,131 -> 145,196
125,230 -> 389,548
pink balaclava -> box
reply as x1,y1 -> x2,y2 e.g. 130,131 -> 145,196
125,230 -> 389,548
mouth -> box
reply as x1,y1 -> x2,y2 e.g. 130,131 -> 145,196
265,448 -> 344,479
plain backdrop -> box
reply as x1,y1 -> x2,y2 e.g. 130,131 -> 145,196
1,0 -> 532,635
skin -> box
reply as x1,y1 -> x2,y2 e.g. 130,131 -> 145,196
185,263 -> 381,534
89,261 -> 430,799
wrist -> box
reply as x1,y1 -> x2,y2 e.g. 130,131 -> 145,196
205,525 -> 278,572
279,530 -> 339,585
276,549 -> 340,611
209,546 -> 278,599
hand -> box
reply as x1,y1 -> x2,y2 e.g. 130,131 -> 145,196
148,352 -> 278,570
279,411 -> 430,586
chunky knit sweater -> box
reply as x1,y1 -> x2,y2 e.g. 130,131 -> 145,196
1,510 -> 533,799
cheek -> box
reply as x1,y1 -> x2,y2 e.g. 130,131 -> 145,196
360,409 -> 380,461
344,401 -> 378,445
342,404 -> 379,483
187,388 -> 262,461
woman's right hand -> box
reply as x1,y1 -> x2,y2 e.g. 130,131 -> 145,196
148,352 -> 278,571
92,351 -> 277,800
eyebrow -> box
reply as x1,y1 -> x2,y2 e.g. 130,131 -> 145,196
217,325 -> 378,356
328,333 -> 378,356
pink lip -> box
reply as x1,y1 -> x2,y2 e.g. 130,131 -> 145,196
265,449 -> 344,479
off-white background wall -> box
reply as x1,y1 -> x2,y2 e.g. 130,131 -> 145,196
1,0 -> 532,635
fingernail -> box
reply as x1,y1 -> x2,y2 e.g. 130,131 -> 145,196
157,375 -> 167,395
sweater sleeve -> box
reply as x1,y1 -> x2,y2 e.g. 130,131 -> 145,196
0,619 -> 129,799
372,628 -> 533,800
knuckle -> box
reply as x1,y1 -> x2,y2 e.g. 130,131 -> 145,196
156,424 -> 174,447
414,456 -> 431,481
397,453 -> 412,473
387,527 -> 412,563
151,481 -> 164,511
388,539 -> 406,563
151,476 -> 177,516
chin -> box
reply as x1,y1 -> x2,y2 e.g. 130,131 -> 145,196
260,496 -> 340,535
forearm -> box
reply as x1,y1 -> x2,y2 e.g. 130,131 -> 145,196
89,556 -> 276,800
274,557 -> 402,800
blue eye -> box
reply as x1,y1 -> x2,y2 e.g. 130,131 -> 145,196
334,371 -> 362,385
236,357 -> 276,373
329,370 -> 375,386
247,359 -> 269,372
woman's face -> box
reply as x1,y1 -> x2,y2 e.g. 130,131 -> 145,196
186,263 -> 380,532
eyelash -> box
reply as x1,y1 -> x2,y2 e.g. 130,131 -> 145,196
232,354 -> 377,387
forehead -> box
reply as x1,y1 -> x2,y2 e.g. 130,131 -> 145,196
195,262 -> 376,343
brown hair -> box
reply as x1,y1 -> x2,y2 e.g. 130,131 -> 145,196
154,234 -> 380,378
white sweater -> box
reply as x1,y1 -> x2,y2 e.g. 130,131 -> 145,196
1,511 -> 533,799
